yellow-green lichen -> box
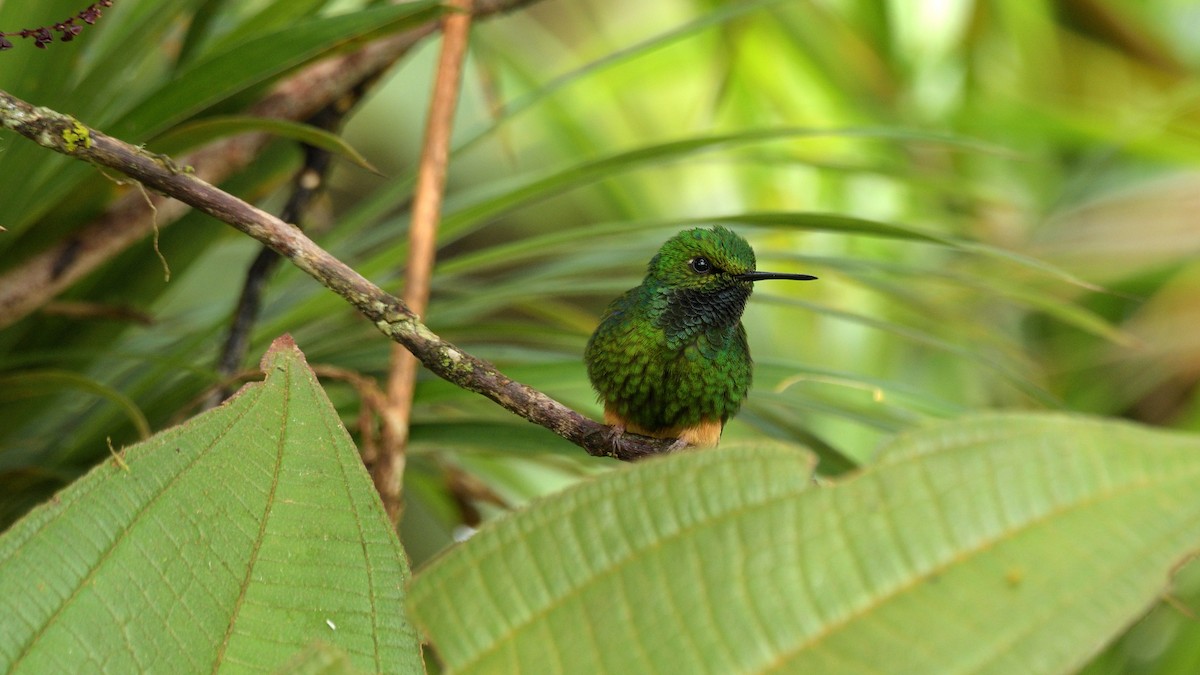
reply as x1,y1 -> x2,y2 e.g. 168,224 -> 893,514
151,151 -> 192,175
440,349 -> 474,376
62,119 -> 91,153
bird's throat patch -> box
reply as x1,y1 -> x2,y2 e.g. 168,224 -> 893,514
657,284 -> 750,346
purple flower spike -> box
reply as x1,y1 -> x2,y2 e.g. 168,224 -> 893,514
1,2 -> 114,50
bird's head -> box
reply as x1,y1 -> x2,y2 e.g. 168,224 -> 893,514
643,226 -> 815,338
646,225 -> 814,292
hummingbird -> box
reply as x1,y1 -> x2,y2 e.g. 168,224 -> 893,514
585,226 -> 816,450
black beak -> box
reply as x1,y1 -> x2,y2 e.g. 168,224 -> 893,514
736,271 -> 817,282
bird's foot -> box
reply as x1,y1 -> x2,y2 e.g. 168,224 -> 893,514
665,437 -> 691,453
604,423 -> 628,456
590,423 -> 690,457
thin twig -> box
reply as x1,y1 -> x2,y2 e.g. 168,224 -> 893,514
375,0 -> 476,524
312,364 -> 391,466
207,98 -> 350,409
0,88 -> 673,460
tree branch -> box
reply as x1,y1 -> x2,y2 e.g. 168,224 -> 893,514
0,89 -> 673,461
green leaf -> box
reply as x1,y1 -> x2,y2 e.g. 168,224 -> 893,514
153,115 -> 382,174
271,641 -> 364,675
706,210 -> 952,243
410,421 -> 579,456
111,1 -> 443,140
715,211 -> 1107,293
0,370 -> 151,440
409,413 -> 1200,674
194,0 -> 335,65
0,337 -> 421,674
435,127 -> 999,245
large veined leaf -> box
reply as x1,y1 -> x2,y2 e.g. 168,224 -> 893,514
408,414 -> 1200,674
0,336 -> 421,674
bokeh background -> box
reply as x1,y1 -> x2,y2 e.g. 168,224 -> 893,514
2,1 -> 1200,670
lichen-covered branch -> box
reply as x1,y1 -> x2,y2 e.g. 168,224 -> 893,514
0,88 -> 672,460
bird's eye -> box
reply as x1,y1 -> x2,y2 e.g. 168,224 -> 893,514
689,257 -> 712,274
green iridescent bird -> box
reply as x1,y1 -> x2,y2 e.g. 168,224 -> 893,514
585,226 -> 816,449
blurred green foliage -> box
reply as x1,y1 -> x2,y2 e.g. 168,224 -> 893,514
2,1 -> 1200,671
